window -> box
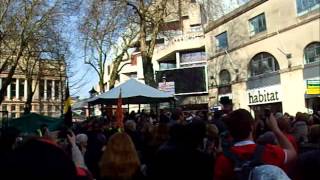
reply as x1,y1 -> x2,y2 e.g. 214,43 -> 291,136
48,105 -> 53,112
20,105 -> 24,112
11,79 -> 16,99
250,52 -> 279,77
39,80 -> 45,98
219,70 -> 231,85
296,0 -> 320,15
304,42 -> 320,64
190,24 -> 202,32
180,51 -> 206,63
215,32 -> 228,50
249,13 -> 266,36
19,79 -> 25,98
11,112 -> 16,118
159,60 -> 177,70
11,105 -> 16,111
47,80 -> 52,99
55,80 -> 60,99
2,78 -> 7,97
2,105 -> 7,111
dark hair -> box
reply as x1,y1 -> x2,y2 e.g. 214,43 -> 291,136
224,109 -> 254,141
9,138 -> 78,180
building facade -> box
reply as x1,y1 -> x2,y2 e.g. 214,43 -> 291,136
205,0 -> 320,115
0,60 -> 66,118
106,0 -> 209,111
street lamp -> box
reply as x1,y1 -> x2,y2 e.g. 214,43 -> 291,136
89,87 -> 98,98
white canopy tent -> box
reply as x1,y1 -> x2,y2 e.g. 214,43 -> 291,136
88,79 -> 174,105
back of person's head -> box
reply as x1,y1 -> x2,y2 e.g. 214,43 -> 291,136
76,134 -> 88,146
309,124 -> 320,143
100,132 -> 140,179
10,138 -> 77,180
0,127 -> 20,151
224,109 -> 254,141
124,120 -> 136,132
207,124 -> 219,140
171,108 -> 183,121
277,116 -> 290,133
151,123 -> 170,146
296,112 -> 309,122
256,131 -> 278,145
185,120 -> 206,148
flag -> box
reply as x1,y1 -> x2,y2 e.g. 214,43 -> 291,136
64,81 -> 72,127
116,89 -> 124,129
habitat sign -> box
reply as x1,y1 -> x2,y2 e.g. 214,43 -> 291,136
306,80 -> 320,95
247,85 -> 282,105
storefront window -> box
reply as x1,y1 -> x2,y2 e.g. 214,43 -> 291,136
304,42 -> 320,64
180,51 -> 206,64
250,52 -> 279,77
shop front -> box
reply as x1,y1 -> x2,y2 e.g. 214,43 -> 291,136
246,85 -> 283,118
305,79 -> 320,113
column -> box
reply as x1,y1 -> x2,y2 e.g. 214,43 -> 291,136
44,79 -> 47,100
52,80 -> 55,100
0,78 -> 2,89
24,79 -> 27,100
7,84 -> 11,100
176,52 -> 180,68
16,79 -> 19,100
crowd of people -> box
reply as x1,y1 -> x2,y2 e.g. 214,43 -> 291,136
0,103 -> 320,180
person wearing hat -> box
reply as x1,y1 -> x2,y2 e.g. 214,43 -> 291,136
219,97 -> 233,115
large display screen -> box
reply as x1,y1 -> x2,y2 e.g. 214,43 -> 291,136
156,66 -> 207,94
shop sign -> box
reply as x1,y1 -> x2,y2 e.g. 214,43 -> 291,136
307,80 -> 320,95
158,81 -> 175,95
247,85 -> 282,105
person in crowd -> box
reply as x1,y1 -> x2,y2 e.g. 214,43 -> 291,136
76,133 -> 88,156
5,137 -> 91,180
85,121 -> 106,179
295,149 -> 320,180
220,97 -> 233,115
212,110 -> 227,134
292,112 -> 309,144
312,107 -> 320,124
124,120 -> 142,151
277,114 -> 298,152
202,124 -> 220,157
148,120 -> 213,180
214,109 -> 297,180
170,107 -> 185,125
99,132 -> 143,180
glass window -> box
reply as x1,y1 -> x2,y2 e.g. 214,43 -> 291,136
11,112 -> 16,118
219,70 -> 231,85
249,13 -> 267,36
47,80 -> 52,99
159,62 -> 176,70
304,42 -> 320,64
39,80 -> 45,98
296,0 -> 320,15
250,53 -> 279,77
2,78 -> 7,97
2,104 -> 7,111
20,105 -> 24,112
10,79 -> 16,99
55,80 -> 60,99
180,51 -> 206,63
215,32 -> 228,50
19,79 -> 25,98
11,105 -> 16,111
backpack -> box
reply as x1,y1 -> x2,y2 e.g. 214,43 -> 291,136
224,145 -> 265,180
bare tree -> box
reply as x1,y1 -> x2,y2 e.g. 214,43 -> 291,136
0,0 -> 72,104
79,0 -> 135,93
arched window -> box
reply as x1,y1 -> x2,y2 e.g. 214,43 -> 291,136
304,42 -> 320,64
250,52 -> 279,77
219,69 -> 231,85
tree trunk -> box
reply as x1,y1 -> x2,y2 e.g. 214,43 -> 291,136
142,54 -> 156,87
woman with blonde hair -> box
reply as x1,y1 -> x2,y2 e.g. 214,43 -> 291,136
100,132 -> 144,180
